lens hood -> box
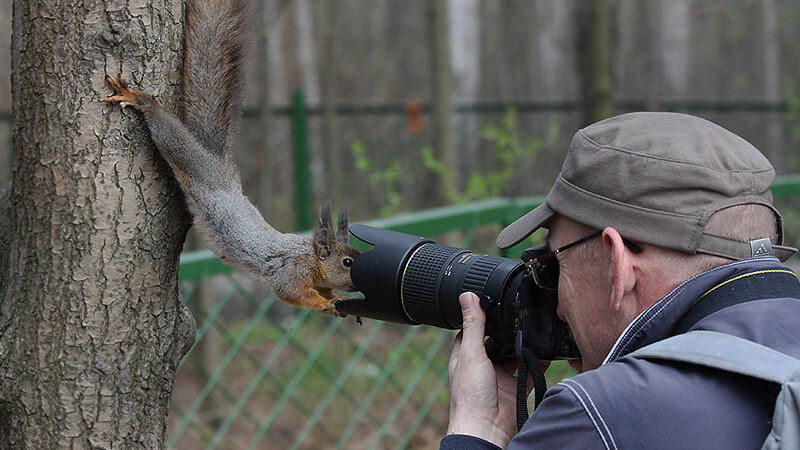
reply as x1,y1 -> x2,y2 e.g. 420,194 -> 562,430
334,224 -> 433,323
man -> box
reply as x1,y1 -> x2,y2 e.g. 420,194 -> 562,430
441,112 -> 800,449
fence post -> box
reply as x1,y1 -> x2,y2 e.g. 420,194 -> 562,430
292,90 -> 312,230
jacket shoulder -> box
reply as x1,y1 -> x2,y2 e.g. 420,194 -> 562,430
513,356 -> 774,449
510,378 -> 617,449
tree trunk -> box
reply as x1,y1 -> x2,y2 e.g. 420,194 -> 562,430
0,0 -> 195,447
428,0 -> 457,202
582,0 -> 614,125
449,0 -> 480,178
321,0 -> 342,200
658,0 -> 690,97
256,0 -> 273,214
259,0 -> 288,218
293,0 -> 323,213
762,0 -> 783,172
638,0 -> 657,111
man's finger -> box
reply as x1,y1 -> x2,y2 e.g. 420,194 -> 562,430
451,330 -> 463,355
458,292 -> 486,356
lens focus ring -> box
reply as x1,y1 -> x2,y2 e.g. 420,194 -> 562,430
401,244 -> 464,326
462,256 -> 503,298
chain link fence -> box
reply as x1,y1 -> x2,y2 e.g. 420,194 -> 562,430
169,272 -> 453,449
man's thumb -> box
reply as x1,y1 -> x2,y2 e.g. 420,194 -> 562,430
458,292 -> 485,350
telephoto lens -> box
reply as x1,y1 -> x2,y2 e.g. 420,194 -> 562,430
336,224 -> 580,360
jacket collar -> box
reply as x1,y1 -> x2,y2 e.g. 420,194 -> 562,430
602,257 -> 788,364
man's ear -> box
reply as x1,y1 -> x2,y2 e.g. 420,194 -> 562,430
602,227 -> 635,311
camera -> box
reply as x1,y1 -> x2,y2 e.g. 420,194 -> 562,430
335,224 -> 580,360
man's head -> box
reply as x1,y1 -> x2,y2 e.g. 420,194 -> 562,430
498,112 -> 796,370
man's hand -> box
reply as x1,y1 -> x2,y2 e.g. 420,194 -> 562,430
445,292 -> 521,448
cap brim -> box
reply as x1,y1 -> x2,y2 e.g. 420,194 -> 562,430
496,202 -> 554,249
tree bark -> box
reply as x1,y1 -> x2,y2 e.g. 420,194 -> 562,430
0,0 -> 195,447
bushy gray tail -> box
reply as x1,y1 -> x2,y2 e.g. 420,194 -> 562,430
182,0 -> 251,159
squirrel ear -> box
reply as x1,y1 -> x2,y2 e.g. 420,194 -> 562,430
314,203 -> 334,258
337,208 -> 349,243
319,202 -> 333,231
313,230 -> 332,258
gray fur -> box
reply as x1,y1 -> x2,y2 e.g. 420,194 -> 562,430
143,104 -> 314,291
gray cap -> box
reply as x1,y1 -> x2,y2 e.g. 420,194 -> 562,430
496,112 -> 797,261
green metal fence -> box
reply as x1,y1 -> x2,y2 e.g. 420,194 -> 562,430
169,175 -> 800,449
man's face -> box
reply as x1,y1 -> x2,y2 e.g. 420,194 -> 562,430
547,216 -> 618,371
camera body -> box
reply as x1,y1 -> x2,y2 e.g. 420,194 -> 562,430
335,225 -> 580,360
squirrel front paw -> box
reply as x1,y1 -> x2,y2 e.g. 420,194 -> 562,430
319,299 -> 346,318
279,286 -> 347,318
103,75 -> 155,111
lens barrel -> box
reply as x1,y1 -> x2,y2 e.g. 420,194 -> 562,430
400,244 -> 468,328
400,243 -> 525,329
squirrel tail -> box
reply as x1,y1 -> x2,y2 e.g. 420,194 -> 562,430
182,0 -> 252,158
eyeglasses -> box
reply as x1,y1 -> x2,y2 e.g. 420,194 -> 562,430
525,231 -> 644,290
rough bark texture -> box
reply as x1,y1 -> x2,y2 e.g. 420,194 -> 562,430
0,0 -> 195,448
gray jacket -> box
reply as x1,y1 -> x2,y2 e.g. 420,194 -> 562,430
441,257 -> 800,449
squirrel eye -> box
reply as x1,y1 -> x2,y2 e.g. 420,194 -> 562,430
342,257 -> 354,268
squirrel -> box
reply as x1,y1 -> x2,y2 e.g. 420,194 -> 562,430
103,0 -> 358,317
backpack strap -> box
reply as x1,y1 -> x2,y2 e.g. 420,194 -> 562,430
629,330 -> 800,384
670,269 -> 800,335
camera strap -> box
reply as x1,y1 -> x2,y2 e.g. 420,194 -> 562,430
514,300 -> 548,432
671,268 -> 800,336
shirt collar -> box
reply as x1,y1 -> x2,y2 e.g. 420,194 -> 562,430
602,257 -> 786,364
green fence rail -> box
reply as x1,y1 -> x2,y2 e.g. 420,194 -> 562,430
169,174 -> 800,449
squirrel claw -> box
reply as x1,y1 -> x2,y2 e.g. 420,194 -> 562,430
103,96 -> 132,109
320,301 -> 345,318
105,75 -> 129,91
103,74 -> 153,111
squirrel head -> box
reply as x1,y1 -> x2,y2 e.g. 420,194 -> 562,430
312,204 -> 360,292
